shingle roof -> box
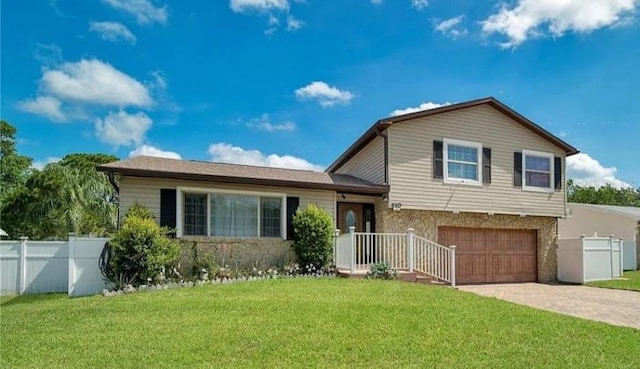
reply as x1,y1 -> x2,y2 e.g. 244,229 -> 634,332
570,203 -> 640,220
98,156 -> 389,195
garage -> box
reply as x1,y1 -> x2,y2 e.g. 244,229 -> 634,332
438,227 -> 538,284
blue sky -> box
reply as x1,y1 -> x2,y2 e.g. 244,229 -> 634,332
2,0 -> 639,187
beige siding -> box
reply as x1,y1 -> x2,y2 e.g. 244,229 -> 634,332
335,135 -> 385,184
559,205 -> 637,240
388,105 -> 567,217
119,177 -> 335,222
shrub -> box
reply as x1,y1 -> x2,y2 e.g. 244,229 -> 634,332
292,204 -> 334,270
124,202 -> 155,220
366,262 -> 398,280
190,242 -> 217,280
102,206 -> 180,288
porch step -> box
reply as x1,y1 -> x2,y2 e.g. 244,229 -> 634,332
336,269 -> 449,286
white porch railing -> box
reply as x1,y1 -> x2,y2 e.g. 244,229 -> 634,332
333,227 -> 457,287
413,234 -> 456,286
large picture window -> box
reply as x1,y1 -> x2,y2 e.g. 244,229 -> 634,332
181,190 -> 284,238
523,150 -> 553,191
443,138 -> 482,184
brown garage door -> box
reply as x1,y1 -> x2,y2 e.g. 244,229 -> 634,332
438,227 -> 537,284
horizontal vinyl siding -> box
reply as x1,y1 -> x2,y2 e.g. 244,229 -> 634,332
388,105 -> 567,217
335,136 -> 385,184
119,177 -> 336,222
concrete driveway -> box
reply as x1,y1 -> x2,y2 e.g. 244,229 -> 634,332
459,283 -> 640,329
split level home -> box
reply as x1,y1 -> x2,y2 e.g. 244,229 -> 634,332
98,97 -> 579,285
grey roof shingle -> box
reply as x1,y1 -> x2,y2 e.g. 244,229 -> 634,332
98,156 -> 388,194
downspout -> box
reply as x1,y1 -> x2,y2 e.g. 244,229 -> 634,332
376,129 -> 389,185
106,171 -> 121,228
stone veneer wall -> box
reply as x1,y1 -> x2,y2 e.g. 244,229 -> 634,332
178,237 -> 295,276
376,209 -> 558,282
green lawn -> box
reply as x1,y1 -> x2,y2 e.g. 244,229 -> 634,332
2,279 -> 639,369
587,270 -> 640,292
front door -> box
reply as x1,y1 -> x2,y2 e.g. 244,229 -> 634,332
337,203 -> 376,264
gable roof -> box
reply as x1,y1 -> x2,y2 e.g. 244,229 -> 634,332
97,156 -> 389,195
569,203 -> 640,220
326,96 -> 579,173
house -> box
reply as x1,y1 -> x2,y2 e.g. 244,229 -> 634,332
98,97 -> 578,284
559,203 -> 639,270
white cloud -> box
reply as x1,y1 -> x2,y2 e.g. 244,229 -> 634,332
412,0 -> 428,10
268,14 -> 280,25
102,0 -> 168,25
17,96 -> 67,122
246,114 -> 296,132
390,101 -> 450,116
41,58 -> 152,107
129,144 -> 181,159
208,143 -> 323,171
286,15 -> 304,31
230,0 -> 289,13
434,15 -> 467,38
95,110 -> 153,147
567,153 -> 632,189
89,21 -> 137,44
295,81 -> 354,107
482,0 -> 639,48
32,157 -> 61,170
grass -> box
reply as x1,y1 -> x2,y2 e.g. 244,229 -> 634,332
587,270 -> 640,292
1,279 -> 639,369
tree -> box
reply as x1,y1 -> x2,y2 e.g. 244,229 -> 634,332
567,179 -> 640,207
0,120 -> 32,205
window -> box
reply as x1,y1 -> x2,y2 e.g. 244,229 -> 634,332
211,194 -> 258,237
261,198 -> 282,238
523,150 -> 553,192
183,193 -> 207,235
443,138 -> 482,184
181,189 -> 284,238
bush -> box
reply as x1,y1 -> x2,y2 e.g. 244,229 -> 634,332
125,202 -> 154,220
292,204 -> 334,270
366,262 -> 398,280
102,207 -> 180,288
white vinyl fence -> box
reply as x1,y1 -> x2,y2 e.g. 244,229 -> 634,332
623,240 -> 637,271
0,235 -> 109,297
557,236 -> 623,284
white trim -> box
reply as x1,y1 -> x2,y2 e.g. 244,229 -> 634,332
176,186 -> 287,239
522,149 -> 554,193
443,138 -> 482,186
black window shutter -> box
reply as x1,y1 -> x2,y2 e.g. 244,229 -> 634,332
482,148 -> 492,184
433,140 -> 443,179
554,156 -> 562,190
160,189 -> 177,230
514,152 -> 523,187
286,197 -> 299,240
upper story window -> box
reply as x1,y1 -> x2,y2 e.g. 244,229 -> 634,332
443,138 -> 482,185
522,150 -> 554,192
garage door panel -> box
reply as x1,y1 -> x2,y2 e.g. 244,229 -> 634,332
457,255 -> 487,283
438,227 -> 537,284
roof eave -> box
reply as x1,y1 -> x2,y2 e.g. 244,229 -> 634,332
97,167 -> 390,196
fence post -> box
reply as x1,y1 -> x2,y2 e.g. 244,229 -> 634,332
407,228 -> 414,272
333,229 -> 340,266
450,245 -> 457,288
349,226 -> 356,274
609,235 -> 614,279
19,237 -> 28,294
68,233 -> 76,296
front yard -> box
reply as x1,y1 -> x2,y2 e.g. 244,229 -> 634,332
587,270 -> 640,292
2,279 -> 639,368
